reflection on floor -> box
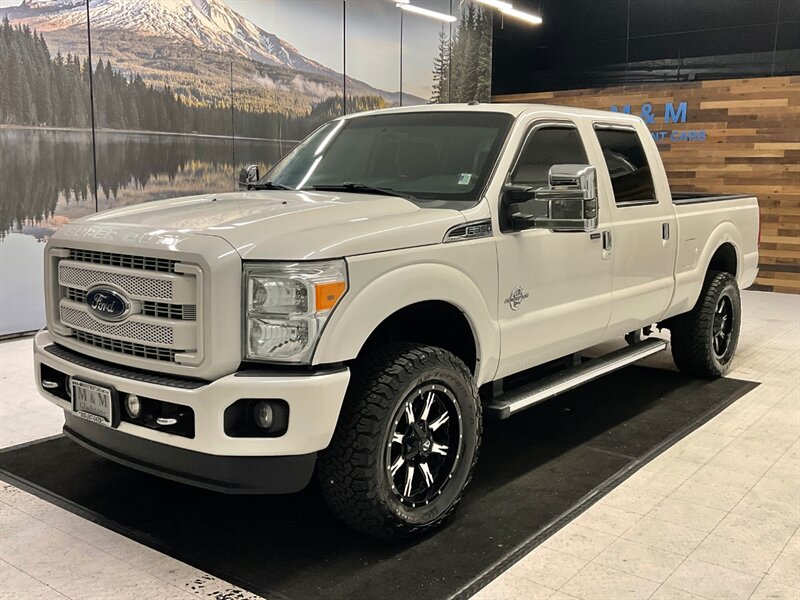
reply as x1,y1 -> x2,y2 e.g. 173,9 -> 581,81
1,290 -> 798,600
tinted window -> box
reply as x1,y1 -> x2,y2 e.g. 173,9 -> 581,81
510,126 -> 588,218
511,126 -> 587,188
594,128 -> 657,205
266,111 -> 514,205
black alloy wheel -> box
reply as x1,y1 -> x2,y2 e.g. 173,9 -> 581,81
669,270 -> 741,378
712,295 -> 734,358
317,343 -> 482,540
385,383 -> 462,508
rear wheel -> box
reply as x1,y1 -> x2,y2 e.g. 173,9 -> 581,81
668,271 -> 741,378
316,343 -> 481,540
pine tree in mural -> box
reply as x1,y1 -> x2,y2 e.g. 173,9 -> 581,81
431,27 -> 451,104
0,18 -> 385,138
430,3 -> 492,104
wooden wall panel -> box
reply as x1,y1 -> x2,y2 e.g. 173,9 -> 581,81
494,76 -> 800,294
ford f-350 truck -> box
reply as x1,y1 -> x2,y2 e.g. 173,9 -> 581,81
34,104 -> 759,539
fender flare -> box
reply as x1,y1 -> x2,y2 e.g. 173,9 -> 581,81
669,220 -> 742,319
312,263 -> 499,386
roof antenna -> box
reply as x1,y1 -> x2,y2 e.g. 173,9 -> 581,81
468,100 -> 480,105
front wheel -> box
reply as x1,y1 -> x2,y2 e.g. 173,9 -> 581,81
668,271 -> 741,378
316,343 -> 482,540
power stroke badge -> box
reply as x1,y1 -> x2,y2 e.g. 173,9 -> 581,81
504,286 -> 530,311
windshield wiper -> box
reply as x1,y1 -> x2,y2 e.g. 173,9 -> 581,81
249,181 -> 293,191
309,182 -> 415,201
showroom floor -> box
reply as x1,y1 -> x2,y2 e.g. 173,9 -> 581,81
1,290 -> 798,600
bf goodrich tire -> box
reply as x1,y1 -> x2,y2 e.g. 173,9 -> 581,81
316,343 -> 482,540
669,271 -> 741,378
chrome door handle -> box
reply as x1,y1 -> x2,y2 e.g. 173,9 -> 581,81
601,230 -> 613,260
662,223 -> 670,240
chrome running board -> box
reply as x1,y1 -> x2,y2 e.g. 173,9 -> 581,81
485,338 -> 669,419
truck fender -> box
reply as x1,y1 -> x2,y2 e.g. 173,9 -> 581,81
667,220 -> 742,319
312,263 -> 499,386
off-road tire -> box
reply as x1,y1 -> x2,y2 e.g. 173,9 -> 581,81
669,271 -> 741,378
316,343 -> 482,540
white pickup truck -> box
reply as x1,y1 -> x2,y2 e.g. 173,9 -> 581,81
34,104 -> 759,539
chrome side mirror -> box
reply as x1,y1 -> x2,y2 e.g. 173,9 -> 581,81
532,164 -> 598,231
502,164 -> 599,232
238,165 -> 260,190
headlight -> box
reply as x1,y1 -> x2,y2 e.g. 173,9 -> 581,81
243,261 -> 347,363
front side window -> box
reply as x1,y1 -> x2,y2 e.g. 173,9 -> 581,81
510,126 -> 588,188
509,125 -> 588,218
594,127 -> 657,206
264,111 -> 514,206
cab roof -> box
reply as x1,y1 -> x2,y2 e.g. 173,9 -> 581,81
345,102 -> 643,125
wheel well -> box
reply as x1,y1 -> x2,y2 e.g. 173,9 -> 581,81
708,243 -> 737,278
359,301 -> 477,373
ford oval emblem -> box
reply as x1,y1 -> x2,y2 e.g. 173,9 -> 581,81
85,287 -> 131,322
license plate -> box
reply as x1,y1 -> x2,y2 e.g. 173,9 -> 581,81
71,379 -> 114,427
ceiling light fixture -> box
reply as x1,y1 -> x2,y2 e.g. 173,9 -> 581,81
475,0 -> 513,10
474,0 -> 542,26
396,3 -> 457,23
500,6 -> 543,25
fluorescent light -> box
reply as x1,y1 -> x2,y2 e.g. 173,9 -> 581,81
475,0 -> 512,10
501,6 -> 543,25
397,3 -> 456,22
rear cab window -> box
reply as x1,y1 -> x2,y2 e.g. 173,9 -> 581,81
593,126 -> 658,207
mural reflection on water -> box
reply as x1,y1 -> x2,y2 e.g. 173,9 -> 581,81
0,128 -> 286,335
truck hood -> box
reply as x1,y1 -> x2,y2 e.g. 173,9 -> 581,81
77,191 -> 466,260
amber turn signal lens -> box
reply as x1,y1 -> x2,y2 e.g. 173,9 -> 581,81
315,281 -> 346,311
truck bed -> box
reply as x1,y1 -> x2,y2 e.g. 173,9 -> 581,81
666,192 -> 760,319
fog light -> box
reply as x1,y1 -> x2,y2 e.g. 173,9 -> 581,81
125,394 -> 142,419
253,401 -> 274,429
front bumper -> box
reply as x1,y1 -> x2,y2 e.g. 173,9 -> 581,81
63,415 -> 316,493
34,330 -> 350,493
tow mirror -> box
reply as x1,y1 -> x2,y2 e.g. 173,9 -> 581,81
238,165 -> 260,190
503,164 -> 598,232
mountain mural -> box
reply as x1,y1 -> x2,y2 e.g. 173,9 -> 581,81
2,0 -> 423,117
9,0 -> 336,75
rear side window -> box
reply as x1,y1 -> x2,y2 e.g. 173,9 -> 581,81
594,127 -> 657,206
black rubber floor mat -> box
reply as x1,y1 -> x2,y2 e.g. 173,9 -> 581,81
0,367 -> 757,600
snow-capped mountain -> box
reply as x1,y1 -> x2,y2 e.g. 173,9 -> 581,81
6,0 -> 334,77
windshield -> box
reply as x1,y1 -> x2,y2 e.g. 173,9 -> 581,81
262,111 -> 514,205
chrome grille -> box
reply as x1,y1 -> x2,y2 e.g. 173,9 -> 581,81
66,288 -> 86,302
141,301 -> 196,320
52,247 -> 201,366
60,264 -> 173,299
60,305 -> 174,345
73,331 -> 180,362
69,248 -> 177,273
65,288 -> 196,321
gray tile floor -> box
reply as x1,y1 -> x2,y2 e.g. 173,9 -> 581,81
1,290 -> 798,600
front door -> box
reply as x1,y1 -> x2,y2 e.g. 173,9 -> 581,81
495,119 -> 615,379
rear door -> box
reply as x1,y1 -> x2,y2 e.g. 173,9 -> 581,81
591,123 -> 678,335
